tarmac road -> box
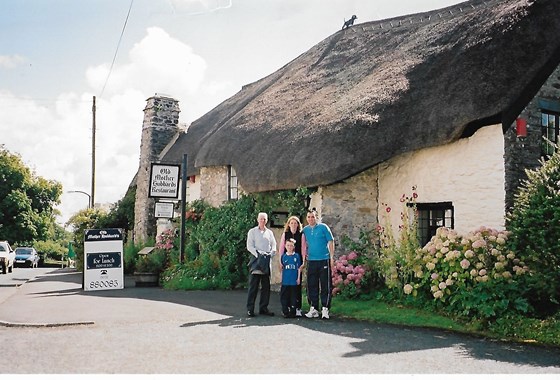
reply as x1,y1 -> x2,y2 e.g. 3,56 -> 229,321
0,268 -> 559,374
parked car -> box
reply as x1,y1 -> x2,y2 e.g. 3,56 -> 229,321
14,247 -> 40,268
0,241 -> 15,274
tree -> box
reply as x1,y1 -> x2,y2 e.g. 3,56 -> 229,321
0,146 -> 62,245
99,186 -> 136,233
66,207 -> 108,270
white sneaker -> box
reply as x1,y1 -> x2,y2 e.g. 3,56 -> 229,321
321,307 -> 330,319
295,308 -> 302,317
305,307 -> 319,318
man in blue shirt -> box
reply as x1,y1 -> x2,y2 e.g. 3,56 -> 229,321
302,210 -> 334,319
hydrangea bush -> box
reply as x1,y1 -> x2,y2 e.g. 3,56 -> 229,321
404,226 -> 531,321
331,251 -> 369,298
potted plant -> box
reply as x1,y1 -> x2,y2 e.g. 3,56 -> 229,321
133,248 -> 166,287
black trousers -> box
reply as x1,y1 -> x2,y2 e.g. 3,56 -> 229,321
306,259 -> 332,310
246,273 -> 270,312
280,285 -> 298,316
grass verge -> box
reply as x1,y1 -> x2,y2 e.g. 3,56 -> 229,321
301,293 -> 560,347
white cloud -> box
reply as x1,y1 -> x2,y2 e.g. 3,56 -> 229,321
0,54 -> 25,69
0,27 -> 221,226
87,27 -> 207,100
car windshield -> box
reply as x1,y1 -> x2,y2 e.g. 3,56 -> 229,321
15,248 -> 33,255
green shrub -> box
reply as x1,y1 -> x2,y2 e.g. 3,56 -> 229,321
488,312 -> 560,346
123,238 -> 161,274
162,189 -> 310,291
506,145 -> 560,315
162,196 -> 255,290
135,249 -> 167,274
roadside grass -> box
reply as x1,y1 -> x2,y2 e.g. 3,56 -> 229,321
329,298 -> 467,332
301,294 -> 469,333
300,292 -> 560,347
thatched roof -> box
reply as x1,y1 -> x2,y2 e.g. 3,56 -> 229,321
162,0 -> 560,193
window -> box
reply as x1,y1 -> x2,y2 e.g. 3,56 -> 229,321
228,166 -> 238,200
541,111 -> 559,157
412,202 -> 454,247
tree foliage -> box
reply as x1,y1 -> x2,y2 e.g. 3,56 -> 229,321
0,146 -> 62,245
99,185 -> 136,232
66,207 -> 108,269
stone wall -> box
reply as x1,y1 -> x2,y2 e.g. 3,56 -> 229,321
199,166 -> 228,207
134,95 -> 181,243
317,168 -> 379,252
504,65 -> 560,214
199,165 -> 245,207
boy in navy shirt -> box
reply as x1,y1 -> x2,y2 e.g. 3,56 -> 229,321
280,238 -> 303,318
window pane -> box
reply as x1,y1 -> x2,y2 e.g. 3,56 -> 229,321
541,112 -> 559,156
413,203 -> 454,247
228,166 -> 238,200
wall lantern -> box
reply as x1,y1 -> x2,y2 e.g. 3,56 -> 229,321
516,118 -> 528,139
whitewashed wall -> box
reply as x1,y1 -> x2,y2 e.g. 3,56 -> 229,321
186,177 -> 201,203
378,124 -> 506,236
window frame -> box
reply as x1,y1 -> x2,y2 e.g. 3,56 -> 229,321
541,110 -> 560,157
228,166 -> 238,201
409,202 -> 454,247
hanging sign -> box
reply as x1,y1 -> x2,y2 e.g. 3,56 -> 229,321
149,163 -> 180,199
83,228 -> 124,291
155,202 -> 174,218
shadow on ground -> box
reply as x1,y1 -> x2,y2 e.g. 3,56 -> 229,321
29,269 -> 560,369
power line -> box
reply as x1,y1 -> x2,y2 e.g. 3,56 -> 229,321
99,0 -> 134,98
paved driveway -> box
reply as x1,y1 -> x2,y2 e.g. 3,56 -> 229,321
0,268 -> 559,374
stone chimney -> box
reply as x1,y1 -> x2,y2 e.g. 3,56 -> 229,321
134,94 -> 181,244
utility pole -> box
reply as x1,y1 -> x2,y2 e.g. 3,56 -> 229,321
91,96 -> 96,209
180,154 -> 188,263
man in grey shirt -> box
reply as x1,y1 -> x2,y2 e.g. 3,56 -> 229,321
246,212 -> 277,317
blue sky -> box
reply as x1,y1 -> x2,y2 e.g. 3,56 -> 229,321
0,0 -> 463,225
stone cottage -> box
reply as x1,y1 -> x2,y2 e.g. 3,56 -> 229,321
136,0 -> 560,255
